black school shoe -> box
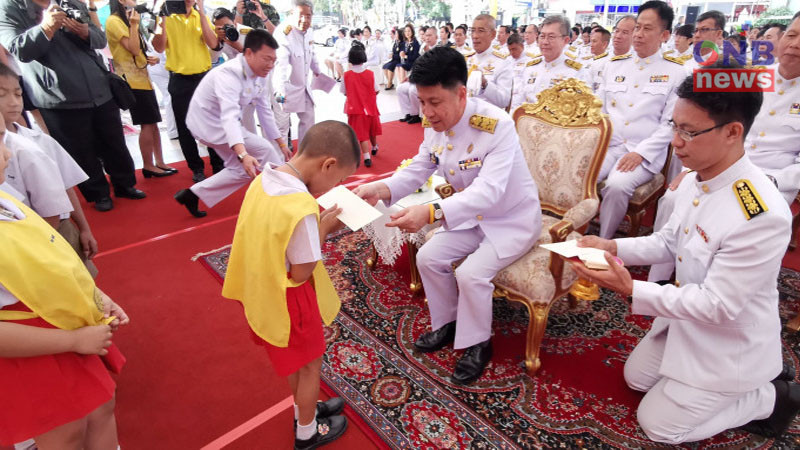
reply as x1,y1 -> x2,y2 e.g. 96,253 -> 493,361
294,415 -> 347,450
740,380 -> 800,438
294,398 -> 346,429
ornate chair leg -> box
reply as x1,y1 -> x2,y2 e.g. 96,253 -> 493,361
366,244 -> 378,269
628,209 -> 645,237
407,242 -> 423,294
524,302 -> 551,376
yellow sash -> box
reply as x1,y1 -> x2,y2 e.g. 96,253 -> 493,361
222,175 -> 341,347
0,191 -> 103,328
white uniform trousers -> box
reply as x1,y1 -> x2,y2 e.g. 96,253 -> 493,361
241,103 -> 269,138
190,131 -> 282,208
647,188 -> 678,282
148,67 -> 177,138
598,148 -> 655,239
274,91 -> 315,146
624,320 -> 775,444
416,226 -> 521,349
397,82 -> 419,116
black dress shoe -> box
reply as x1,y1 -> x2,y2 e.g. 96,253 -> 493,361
384,84 -> 394,91
294,415 -> 347,450
157,165 -> 178,173
371,146 -> 378,156
414,321 -> 456,353
407,115 -> 422,124
364,158 -> 372,168
94,197 -> 113,212
740,380 -> 800,437
114,187 -> 147,199
775,363 -> 796,382
192,171 -> 206,182
174,189 -> 207,218
452,339 -> 492,385
142,168 -> 175,178
399,114 -> 411,122
315,397 -> 345,418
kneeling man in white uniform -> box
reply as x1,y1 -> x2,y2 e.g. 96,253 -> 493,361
355,47 -> 541,385
572,74 -> 800,444
175,29 -> 289,217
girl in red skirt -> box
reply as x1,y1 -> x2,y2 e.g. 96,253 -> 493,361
223,122 -> 362,449
340,42 -> 382,168
0,141 -> 130,448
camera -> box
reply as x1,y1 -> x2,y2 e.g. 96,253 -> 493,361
59,0 -> 88,24
160,0 -> 187,17
222,24 -> 239,42
245,0 -> 259,12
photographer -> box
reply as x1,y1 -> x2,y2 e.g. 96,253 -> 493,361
212,7 -> 244,58
234,0 -> 278,33
152,0 -> 224,182
0,0 -> 145,212
106,0 -> 176,178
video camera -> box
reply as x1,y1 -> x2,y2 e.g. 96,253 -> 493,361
58,0 -> 88,24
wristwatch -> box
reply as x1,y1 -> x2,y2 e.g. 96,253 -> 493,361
237,152 -> 247,161
432,203 -> 443,221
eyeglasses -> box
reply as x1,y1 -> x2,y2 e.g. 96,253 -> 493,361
539,34 -> 565,42
668,120 -> 730,141
694,27 -> 720,34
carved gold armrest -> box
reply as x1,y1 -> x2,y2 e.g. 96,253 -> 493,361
435,183 -> 455,199
547,218 -> 574,287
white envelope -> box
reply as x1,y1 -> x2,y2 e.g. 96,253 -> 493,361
317,185 -> 383,231
540,240 -> 613,270
311,73 -> 337,93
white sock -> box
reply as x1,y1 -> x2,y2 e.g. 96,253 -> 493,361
372,144 -> 378,150
294,404 -> 299,420
364,153 -> 371,161
296,418 -> 318,440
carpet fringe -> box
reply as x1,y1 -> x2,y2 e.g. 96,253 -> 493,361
190,244 -> 232,261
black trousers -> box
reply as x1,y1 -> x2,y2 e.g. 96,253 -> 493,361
39,100 -> 137,202
168,71 -> 223,173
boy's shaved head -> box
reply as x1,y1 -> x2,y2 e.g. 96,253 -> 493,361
299,120 -> 361,168
0,64 -> 17,80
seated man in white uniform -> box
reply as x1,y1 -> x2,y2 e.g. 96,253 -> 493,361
452,25 -> 472,55
397,27 -> 438,124
354,47 -> 541,385
175,29 -> 288,218
523,24 -> 540,56
572,73 -> 800,445
596,1 -> 688,240
591,15 -> 635,92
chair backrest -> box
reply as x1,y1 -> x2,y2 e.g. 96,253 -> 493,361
513,78 -> 611,216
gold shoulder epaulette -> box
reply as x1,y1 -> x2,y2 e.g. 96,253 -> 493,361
611,53 -> 632,61
492,44 -> 500,50
678,54 -> 694,63
594,51 -> 608,60
582,55 -> 593,60
284,25 -> 292,35
663,54 -> 685,65
565,51 -> 577,59
463,51 -> 476,59
526,58 -> 542,67
663,49 -> 674,55
492,51 -> 508,59
733,179 -> 768,220
421,116 -> 432,128
565,59 -> 582,70
569,45 -> 577,52
525,51 -> 541,59
468,114 -> 497,134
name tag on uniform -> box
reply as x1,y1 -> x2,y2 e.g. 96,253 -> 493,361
650,75 -> 669,83
459,158 -> 482,171
790,103 -> 800,115
430,152 -> 440,165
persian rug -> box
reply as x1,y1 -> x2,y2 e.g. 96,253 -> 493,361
198,231 -> 800,449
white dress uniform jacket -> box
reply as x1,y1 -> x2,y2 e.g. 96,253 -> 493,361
520,50 -> 590,106
273,23 -> 321,113
524,42 -> 540,57
508,53 -> 531,111
381,98 -> 541,348
455,43 -> 473,56
465,48 -> 513,109
744,64 -> 800,204
587,50 -> 611,92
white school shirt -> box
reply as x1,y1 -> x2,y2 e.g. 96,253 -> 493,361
0,132 -> 72,218
14,124 -> 87,190
259,165 -> 321,270
0,197 -> 26,308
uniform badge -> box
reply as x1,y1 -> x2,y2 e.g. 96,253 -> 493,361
614,75 -> 625,83
650,75 -> 669,83
733,179 -> 768,220
421,116 -> 432,128
458,158 -> 482,171
790,103 -> 800,115
484,63 -> 495,73
468,114 -> 498,134
527,77 -> 537,84
695,224 -> 709,243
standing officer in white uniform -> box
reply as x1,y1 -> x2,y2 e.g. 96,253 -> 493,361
272,0 -> 320,146
596,1 -> 688,240
572,75 -> 800,444
175,30 -> 287,218
507,33 -> 532,111
354,47 -> 541,385
464,14 -> 513,109
519,16 -> 590,106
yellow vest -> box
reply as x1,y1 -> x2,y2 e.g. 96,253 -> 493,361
0,191 -> 104,328
222,175 -> 341,347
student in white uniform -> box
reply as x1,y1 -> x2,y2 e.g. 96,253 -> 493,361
355,48 -> 541,385
175,30 -> 287,218
572,73 -> 800,445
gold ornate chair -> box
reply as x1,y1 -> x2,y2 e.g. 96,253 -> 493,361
435,79 -> 611,375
